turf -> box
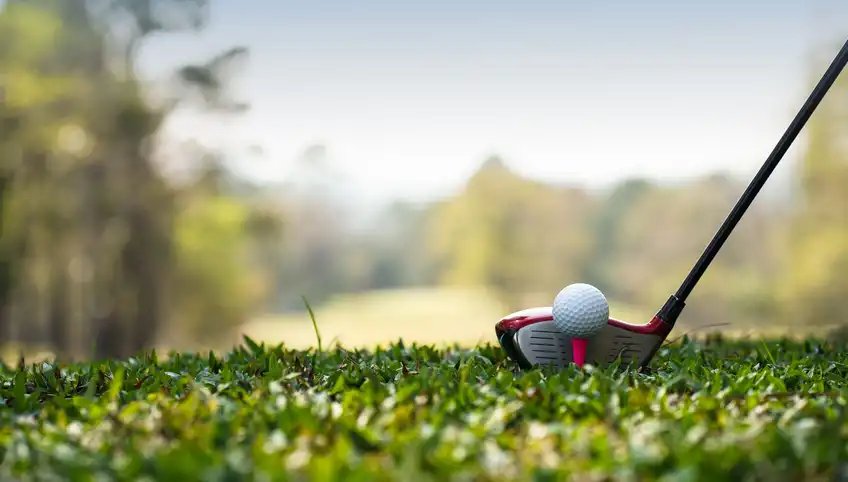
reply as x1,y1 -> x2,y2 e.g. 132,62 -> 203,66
1,336 -> 847,481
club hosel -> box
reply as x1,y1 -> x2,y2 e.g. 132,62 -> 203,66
657,294 -> 685,327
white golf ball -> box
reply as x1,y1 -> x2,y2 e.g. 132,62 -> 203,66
552,283 -> 609,338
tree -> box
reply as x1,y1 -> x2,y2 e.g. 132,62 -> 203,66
582,178 -> 654,295
0,0 -> 260,359
588,173 -> 781,327
427,156 -> 596,312
778,39 -> 848,327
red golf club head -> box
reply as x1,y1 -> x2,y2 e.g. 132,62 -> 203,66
495,307 -> 673,369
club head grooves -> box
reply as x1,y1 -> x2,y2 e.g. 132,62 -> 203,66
496,308 -> 672,369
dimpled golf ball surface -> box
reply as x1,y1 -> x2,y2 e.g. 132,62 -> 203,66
552,283 -> 610,338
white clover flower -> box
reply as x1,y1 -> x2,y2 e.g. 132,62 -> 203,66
465,411 -> 482,426
484,407 -> 506,433
52,443 -> 74,461
684,425 -> 707,445
452,446 -> 467,461
380,395 -> 397,411
357,408 -> 374,429
12,441 -> 29,460
263,430 -> 288,454
458,429 -> 476,448
539,446 -> 560,470
66,421 -> 84,439
330,402 -> 343,419
441,425 -> 459,443
527,422 -> 549,441
286,447 -> 311,470
481,440 -> 511,475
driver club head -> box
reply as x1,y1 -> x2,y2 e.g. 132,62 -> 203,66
495,307 -> 673,370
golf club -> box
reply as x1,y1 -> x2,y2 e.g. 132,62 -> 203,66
496,37 -> 848,370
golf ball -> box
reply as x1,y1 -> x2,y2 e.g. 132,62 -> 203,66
552,283 -> 609,338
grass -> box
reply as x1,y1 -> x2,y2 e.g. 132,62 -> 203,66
1,335 -> 848,480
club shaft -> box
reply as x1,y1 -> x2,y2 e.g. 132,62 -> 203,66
672,38 -> 848,307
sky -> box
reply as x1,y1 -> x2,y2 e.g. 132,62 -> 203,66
137,0 -> 848,204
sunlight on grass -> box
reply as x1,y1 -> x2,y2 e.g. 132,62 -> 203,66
2,337 -> 848,479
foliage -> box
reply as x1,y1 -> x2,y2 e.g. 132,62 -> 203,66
428,157 -> 595,312
778,59 -> 848,327
0,0 -> 274,358
0,338 -> 847,480
171,194 -> 260,342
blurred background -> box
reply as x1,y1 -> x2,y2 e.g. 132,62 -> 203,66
0,0 -> 847,362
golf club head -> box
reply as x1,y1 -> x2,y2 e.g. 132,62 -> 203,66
495,307 -> 673,370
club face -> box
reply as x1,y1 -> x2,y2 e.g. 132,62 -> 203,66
495,307 -> 672,369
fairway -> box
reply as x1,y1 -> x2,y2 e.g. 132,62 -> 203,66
1,337 -> 847,480
241,287 -> 652,349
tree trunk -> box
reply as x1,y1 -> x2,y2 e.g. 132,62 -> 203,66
0,174 -> 10,341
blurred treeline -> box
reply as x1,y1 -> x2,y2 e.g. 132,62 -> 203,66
1,1 -> 846,360
0,0 -> 281,360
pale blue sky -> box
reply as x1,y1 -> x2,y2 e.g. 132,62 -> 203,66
138,0 -> 848,202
